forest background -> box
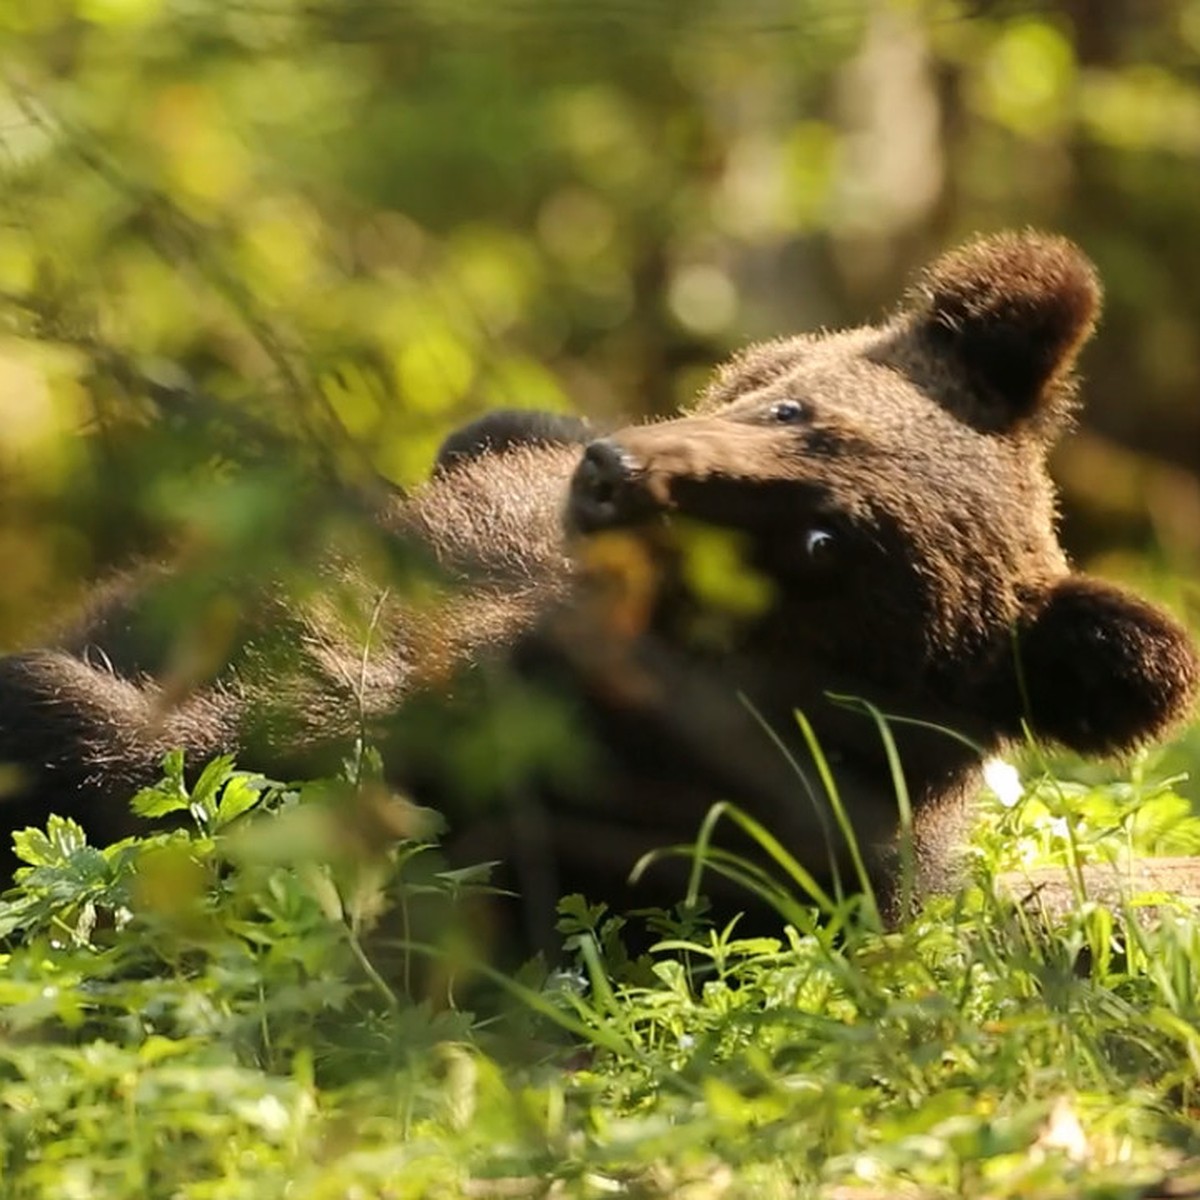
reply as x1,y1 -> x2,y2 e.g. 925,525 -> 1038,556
0,0 -> 1198,802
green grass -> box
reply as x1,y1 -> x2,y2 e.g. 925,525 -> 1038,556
3,737 -> 1200,1198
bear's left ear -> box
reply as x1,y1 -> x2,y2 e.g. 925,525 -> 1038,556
902,231 -> 1101,435
997,576 -> 1198,755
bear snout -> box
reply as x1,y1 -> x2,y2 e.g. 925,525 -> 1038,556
569,438 -> 657,533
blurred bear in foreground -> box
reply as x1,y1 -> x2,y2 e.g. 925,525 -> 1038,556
0,231 -> 1196,946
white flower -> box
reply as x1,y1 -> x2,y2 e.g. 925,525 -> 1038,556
239,1094 -> 292,1137
545,967 -> 589,996
983,758 -> 1023,808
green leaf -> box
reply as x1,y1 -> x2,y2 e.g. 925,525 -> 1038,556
213,772 -> 267,830
12,815 -> 90,867
131,749 -> 191,818
190,754 -> 239,819
555,894 -> 609,936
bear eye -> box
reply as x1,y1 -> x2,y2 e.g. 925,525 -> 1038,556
803,527 -> 837,564
768,399 -> 807,424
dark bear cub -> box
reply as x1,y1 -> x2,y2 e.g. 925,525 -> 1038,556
0,232 -> 1196,944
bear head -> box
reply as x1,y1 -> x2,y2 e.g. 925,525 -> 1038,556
563,231 -> 1198,772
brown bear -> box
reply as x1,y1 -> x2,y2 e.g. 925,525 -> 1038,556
0,231 -> 1195,945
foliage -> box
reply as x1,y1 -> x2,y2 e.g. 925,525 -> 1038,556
0,748 -> 1199,1197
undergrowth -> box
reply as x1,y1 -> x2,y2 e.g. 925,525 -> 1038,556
2,737 -> 1200,1198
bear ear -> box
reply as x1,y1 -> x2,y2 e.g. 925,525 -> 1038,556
903,231 -> 1102,436
433,409 -> 593,477
1000,576 -> 1198,755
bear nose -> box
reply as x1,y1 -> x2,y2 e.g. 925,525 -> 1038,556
569,439 -> 644,532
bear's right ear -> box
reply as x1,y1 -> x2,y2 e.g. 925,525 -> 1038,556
433,409 -> 593,477
902,231 -> 1101,436
996,575 -> 1198,756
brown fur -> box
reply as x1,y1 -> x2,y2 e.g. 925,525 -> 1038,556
0,231 -> 1195,948
421,231 -> 1196,931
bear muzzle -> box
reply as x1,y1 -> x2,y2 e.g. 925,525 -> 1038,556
569,438 -> 660,533
569,421 -> 809,537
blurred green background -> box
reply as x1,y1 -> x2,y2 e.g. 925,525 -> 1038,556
0,0 -> 1196,724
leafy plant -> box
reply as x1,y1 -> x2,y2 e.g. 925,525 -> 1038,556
1,733 -> 1200,1198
